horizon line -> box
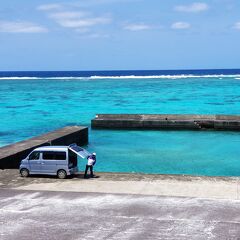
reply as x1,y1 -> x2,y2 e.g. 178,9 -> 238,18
1,68 -> 240,72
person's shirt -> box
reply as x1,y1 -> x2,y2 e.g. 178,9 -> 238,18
87,156 -> 95,166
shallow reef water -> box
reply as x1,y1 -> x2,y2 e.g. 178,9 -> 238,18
1,76 -> 240,176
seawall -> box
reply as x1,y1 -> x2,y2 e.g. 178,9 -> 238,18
91,114 -> 240,130
0,126 -> 88,169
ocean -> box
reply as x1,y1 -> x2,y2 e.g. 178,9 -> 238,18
1,69 -> 240,176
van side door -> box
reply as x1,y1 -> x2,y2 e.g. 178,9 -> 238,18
28,151 -> 42,173
41,151 -> 67,173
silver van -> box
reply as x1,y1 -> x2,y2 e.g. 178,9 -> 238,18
19,144 -> 91,179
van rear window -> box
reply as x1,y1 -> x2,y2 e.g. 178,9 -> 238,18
42,151 -> 66,160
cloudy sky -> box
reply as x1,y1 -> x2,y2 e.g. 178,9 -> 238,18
0,0 -> 240,71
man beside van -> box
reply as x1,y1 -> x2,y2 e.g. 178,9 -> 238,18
84,153 -> 96,178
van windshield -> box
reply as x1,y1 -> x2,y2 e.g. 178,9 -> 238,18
29,151 -> 40,160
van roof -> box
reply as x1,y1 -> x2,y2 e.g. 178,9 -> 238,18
32,144 -> 91,159
34,146 -> 68,151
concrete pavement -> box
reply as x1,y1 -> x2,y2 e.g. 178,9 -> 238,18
1,189 -> 240,240
1,170 -> 240,239
1,170 -> 240,200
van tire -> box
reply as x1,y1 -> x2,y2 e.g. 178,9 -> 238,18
57,170 -> 67,179
20,168 -> 29,178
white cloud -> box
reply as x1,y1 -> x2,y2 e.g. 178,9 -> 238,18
124,23 -> 152,31
37,4 -> 62,11
175,2 -> 209,13
38,3 -> 112,31
68,0 -> 140,7
49,11 -> 88,19
55,17 -> 111,28
37,3 -> 112,37
233,22 -> 240,30
171,22 -> 191,29
0,21 -> 48,33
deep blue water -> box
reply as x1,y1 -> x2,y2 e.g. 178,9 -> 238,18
1,69 -> 240,176
0,69 -> 240,78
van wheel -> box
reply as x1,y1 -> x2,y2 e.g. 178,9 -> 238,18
57,170 -> 67,179
20,169 -> 29,177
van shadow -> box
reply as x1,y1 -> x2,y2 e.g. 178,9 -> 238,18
27,173 -> 100,180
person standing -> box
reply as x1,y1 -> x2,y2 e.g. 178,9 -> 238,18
84,153 -> 96,178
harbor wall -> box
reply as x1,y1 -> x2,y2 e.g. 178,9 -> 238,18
91,114 -> 240,130
0,126 -> 88,169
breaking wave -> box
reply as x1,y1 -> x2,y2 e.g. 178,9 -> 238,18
1,74 -> 240,80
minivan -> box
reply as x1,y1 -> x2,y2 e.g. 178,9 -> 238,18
19,144 -> 91,179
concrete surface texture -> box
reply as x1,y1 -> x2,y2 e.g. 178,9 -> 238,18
1,189 -> 240,240
94,114 -> 240,121
13,175 -> 240,200
92,114 -> 240,130
1,170 -> 240,239
1,170 -> 240,200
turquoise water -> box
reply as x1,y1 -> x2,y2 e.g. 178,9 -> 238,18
83,130 -> 240,176
1,77 -> 240,176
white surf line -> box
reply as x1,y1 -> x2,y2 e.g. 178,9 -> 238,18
1,74 -> 240,80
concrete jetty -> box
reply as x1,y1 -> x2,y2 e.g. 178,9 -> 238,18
91,114 -> 240,130
0,126 -> 88,169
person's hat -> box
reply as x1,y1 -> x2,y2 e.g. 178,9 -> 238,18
92,152 -> 96,156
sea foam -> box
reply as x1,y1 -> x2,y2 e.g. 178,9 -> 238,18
1,74 -> 240,80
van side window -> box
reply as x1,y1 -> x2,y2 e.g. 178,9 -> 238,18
29,151 -> 40,160
55,152 -> 66,160
42,151 -> 66,160
42,152 -> 55,160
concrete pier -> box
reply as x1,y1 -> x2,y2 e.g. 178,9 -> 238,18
0,126 -> 88,169
91,114 -> 240,130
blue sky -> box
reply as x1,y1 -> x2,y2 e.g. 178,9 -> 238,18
0,0 -> 240,71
